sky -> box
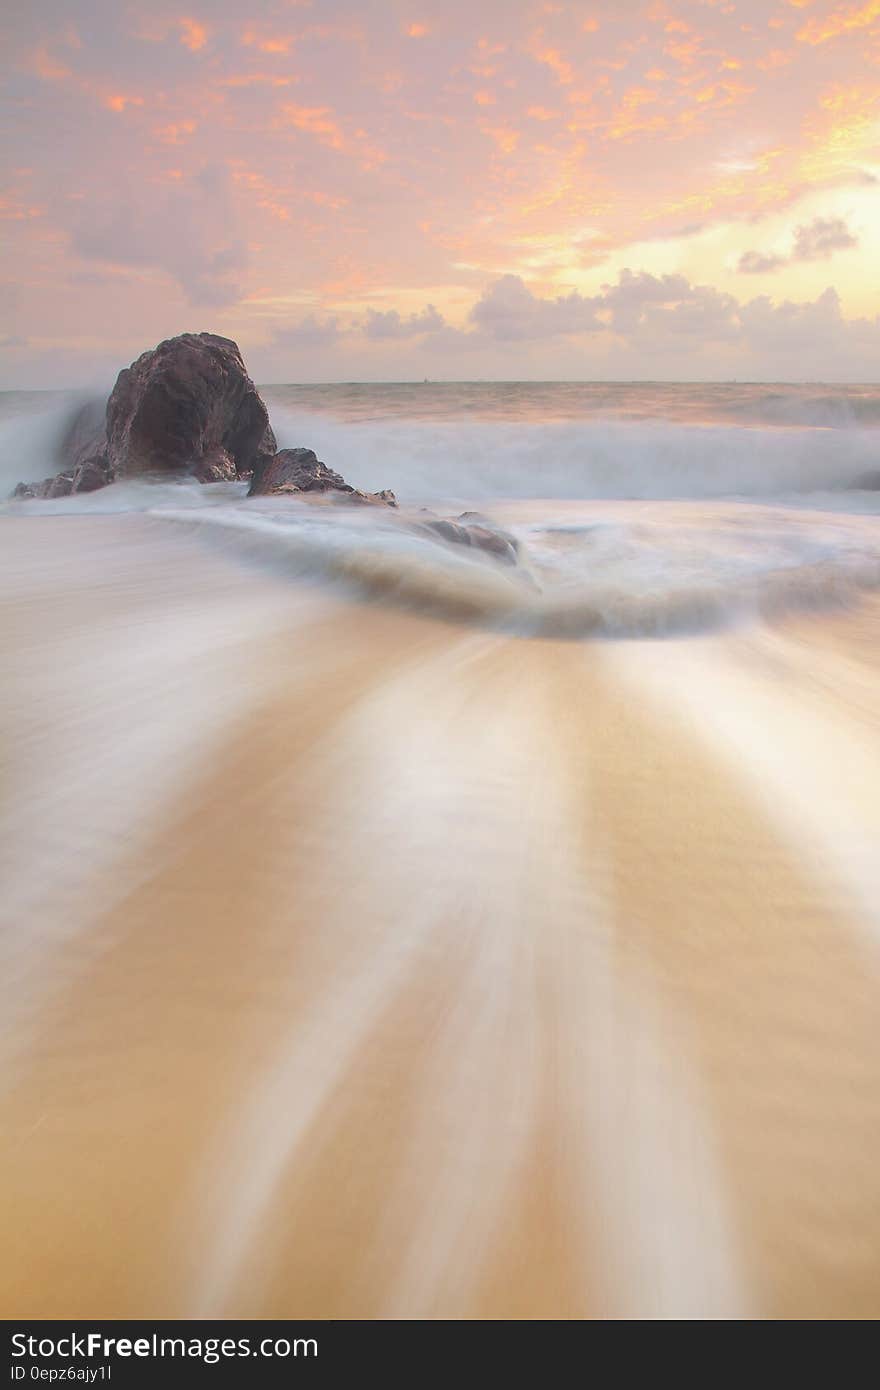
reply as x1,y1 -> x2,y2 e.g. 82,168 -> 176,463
2,0 -> 879,385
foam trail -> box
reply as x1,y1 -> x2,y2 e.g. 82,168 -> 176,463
605,630 -> 880,942
377,667 -> 747,1319
189,634 -> 746,1319
189,634 -> 499,1316
0,519 -> 322,1055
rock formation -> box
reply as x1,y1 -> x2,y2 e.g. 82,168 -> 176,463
10,333 -> 395,506
105,332 -> 275,480
248,447 -> 397,506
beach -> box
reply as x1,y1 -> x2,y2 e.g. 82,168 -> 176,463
3,504 -> 880,1319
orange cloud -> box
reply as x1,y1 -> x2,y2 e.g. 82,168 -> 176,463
279,103 -> 345,150
758,49 -> 794,70
608,86 -> 668,140
800,82 -> 880,178
242,30 -> 295,54
474,91 -> 496,106
797,0 -> 880,44
664,37 -> 703,64
155,120 -> 197,143
305,190 -> 349,210
483,125 -> 521,153
221,73 -> 297,87
29,46 -> 72,82
178,18 -> 208,52
0,194 -> 44,221
533,47 -> 574,85
105,93 -> 144,112
407,23 -> 429,38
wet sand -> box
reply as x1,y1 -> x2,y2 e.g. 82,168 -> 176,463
2,514 -> 880,1319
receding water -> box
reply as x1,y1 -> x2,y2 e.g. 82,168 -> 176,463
2,384 -> 880,1318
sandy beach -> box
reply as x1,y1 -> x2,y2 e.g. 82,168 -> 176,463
2,513 -> 879,1319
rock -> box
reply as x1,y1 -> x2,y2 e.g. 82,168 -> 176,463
9,332 -> 397,505
106,331 -> 273,480
191,448 -> 237,483
44,472 -> 75,498
11,471 -> 75,499
345,487 -> 398,507
255,422 -> 277,469
248,447 -> 350,496
248,447 -> 397,506
418,515 -> 519,565
851,469 -> 880,490
72,456 -> 115,493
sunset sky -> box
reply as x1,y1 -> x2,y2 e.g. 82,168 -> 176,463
2,0 -> 879,384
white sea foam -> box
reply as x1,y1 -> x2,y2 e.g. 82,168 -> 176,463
266,408 -> 880,503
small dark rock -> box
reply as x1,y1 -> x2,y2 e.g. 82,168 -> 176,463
419,515 -> 519,565
248,447 -> 396,506
11,454 -> 115,500
192,448 -> 237,483
248,447 -> 352,497
343,487 -> 398,507
71,457 -> 113,493
45,472 -> 76,498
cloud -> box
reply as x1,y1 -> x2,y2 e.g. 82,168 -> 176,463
68,165 -> 247,306
738,249 -> 787,274
469,270 -> 740,344
738,215 -> 858,273
231,273 -> 880,384
178,18 -> 208,52
364,305 -> 445,339
797,0 -> 880,46
469,274 -> 601,339
269,315 -> 341,350
792,215 -> 858,260
278,104 -> 345,151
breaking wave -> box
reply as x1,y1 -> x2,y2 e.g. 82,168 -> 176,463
265,407 -> 879,503
142,498 -> 880,639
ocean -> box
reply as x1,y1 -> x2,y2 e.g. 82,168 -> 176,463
2,381 -> 880,1318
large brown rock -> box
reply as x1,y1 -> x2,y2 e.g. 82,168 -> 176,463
106,332 -> 275,480
9,334 -> 276,499
248,447 -> 396,506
